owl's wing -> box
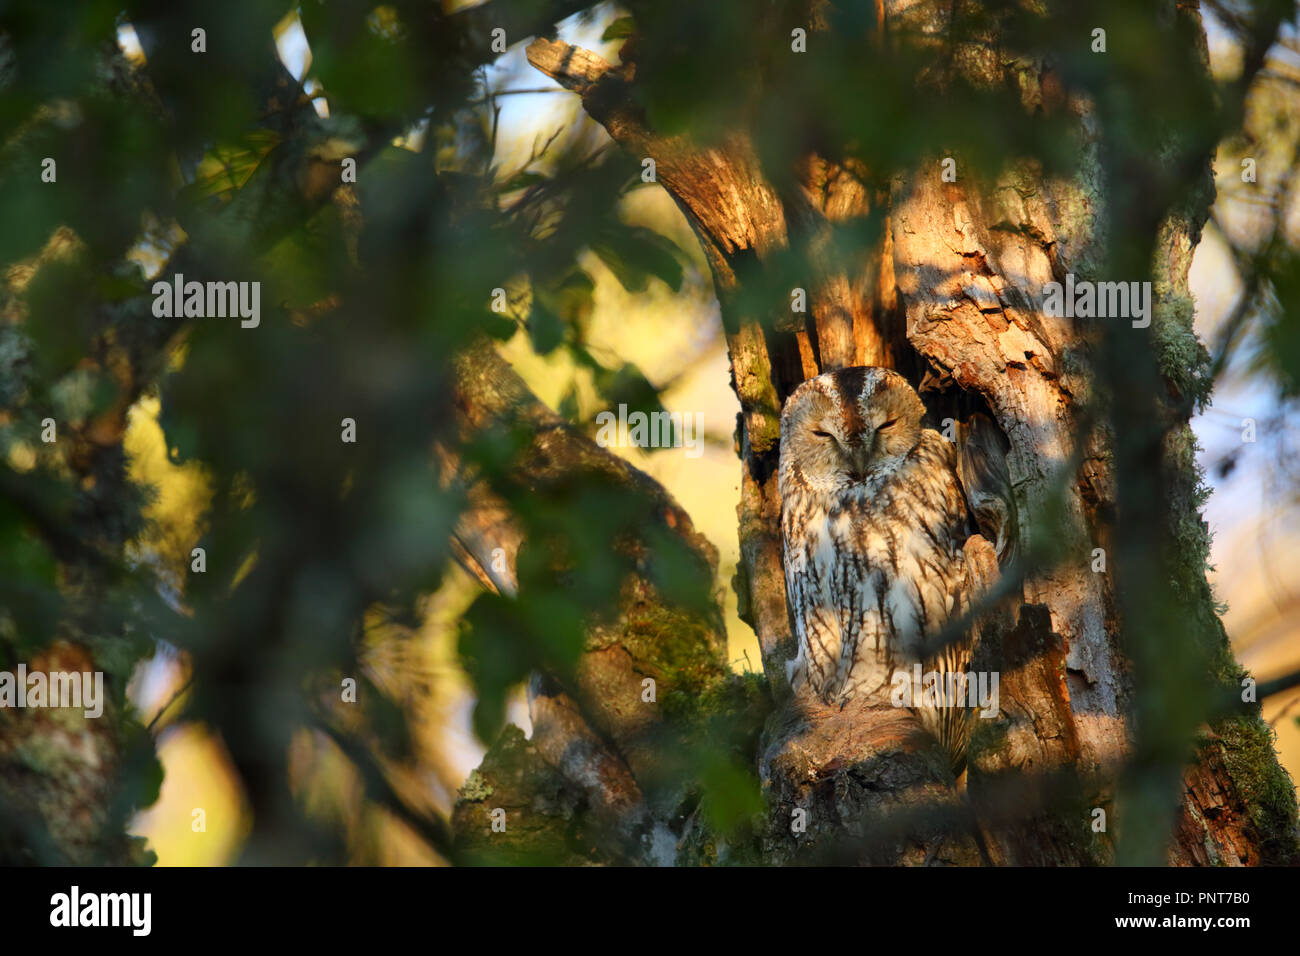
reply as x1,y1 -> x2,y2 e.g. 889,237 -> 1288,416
782,526 -> 843,697
961,532 -> 999,604
956,413 -> 1018,568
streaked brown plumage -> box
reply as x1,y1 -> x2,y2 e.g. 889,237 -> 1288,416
778,367 -> 1011,774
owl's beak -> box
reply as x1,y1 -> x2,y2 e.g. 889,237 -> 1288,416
846,440 -> 874,481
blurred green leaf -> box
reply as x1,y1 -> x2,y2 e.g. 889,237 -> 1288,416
591,225 -> 684,293
601,16 -> 636,41
527,299 -> 565,354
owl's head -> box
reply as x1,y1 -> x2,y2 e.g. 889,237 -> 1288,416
779,366 -> 926,485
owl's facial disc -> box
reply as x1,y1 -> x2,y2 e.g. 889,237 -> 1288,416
838,424 -> 896,480
807,424 -> 874,481
866,409 -> 919,462
843,440 -> 872,481
779,367 -> 926,488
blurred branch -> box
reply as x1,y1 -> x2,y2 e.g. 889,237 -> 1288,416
525,37 -> 616,91
1259,668 -> 1300,699
1268,693 -> 1300,728
1178,137 -> 1300,417
145,675 -> 194,735
446,0 -> 596,50
311,716 -> 458,864
471,87 -> 570,104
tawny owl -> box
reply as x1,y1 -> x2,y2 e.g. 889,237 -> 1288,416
778,366 -> 1013,774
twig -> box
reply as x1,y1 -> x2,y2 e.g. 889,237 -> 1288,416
310,715 -> 459,863
146,674 -> 194,734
